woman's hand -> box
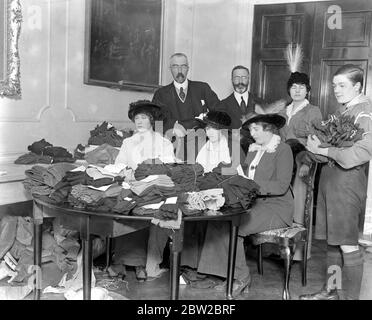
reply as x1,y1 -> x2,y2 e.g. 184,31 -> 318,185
306,135 -> 328,156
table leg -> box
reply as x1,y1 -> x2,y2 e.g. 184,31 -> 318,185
33,222 -> 42,300
226,222 -> 239,300
104,237 -> 112,271
170,222 -> 184,300
81,217 -> 92,300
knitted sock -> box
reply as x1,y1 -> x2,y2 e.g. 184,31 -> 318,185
326,245 -> 343,291
342,249 -> 364,300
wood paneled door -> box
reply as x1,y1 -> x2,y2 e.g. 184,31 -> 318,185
251,0 -> 372,118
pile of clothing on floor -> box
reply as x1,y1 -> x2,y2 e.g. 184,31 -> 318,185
14,139 -> 75,164
0,216 -> 81,299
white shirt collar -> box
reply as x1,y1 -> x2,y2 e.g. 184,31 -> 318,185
234,90 -> 249,105
173,79 -> 188,91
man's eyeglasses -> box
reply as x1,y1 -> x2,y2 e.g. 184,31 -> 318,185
171,64 -> 189,70
232,76 -> 249,82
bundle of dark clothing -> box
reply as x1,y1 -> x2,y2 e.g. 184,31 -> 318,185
134,160 -> 204,192
73,143 -> 86,160
112,189 -> 137,215
197,164 -> 260,210
15,139 -> 75,164
153,203 -> 179,221
84,143 -> 120,166
22,163 -> 78,196
88,121 -> 133,147
50,170 -> 124,204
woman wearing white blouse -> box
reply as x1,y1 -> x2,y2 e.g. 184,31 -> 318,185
111,100 -> 175,281
115,101 -> 175,171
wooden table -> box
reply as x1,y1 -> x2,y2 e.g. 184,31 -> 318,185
32,195 -> 243,300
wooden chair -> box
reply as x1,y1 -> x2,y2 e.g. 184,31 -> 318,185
248,162 -> 317,300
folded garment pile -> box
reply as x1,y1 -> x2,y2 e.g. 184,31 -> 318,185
15,139 -> 75,164
68,183 -> 123,210
177,189 -> 225,216
50,166 -> 125,204
22,163 -> 78,196
197,164 -> 260,210
88,121 -> 132,147
134,161 -> 204,192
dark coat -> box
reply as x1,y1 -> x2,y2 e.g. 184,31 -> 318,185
239,141 -> 294,235
152,80 -> 219,132
216,92 -> 266,129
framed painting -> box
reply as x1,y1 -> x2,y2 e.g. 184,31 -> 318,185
0,0 -> 22,99
84,0 -> 163,92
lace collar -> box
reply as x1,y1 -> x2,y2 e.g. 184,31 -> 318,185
248,134 -> 281,153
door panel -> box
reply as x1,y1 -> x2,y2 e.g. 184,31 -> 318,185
311,0 -> 372,117
251,3 -> 315,105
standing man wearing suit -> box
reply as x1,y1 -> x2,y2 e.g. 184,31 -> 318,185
152,53 -> 220,161
216,65 -> 266,129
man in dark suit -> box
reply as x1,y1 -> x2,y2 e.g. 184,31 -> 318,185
216,65 -> 266,129
152,52 -> 220,161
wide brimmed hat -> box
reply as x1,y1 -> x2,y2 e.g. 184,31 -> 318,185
195,111 -> 231,129
241,112 -> 286,130
128,100 -> 164,122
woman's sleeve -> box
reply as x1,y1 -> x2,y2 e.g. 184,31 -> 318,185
328,111 -> 372,169
160,138 -> 176,163
255,144 -> 294,196
114,139 -> 129,165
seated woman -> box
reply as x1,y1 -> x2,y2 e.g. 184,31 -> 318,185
109,100 -> 175,281
145,111 -> 245,279
194,112 -> 294,297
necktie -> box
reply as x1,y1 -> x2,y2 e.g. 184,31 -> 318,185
179,87 -> 186,102
240,96 -> 247,113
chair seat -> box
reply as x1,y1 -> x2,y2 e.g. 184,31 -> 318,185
250,223 -> 306,245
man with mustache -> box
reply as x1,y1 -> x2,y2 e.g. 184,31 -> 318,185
152,53 -> 220,160
216,65 -> 266,130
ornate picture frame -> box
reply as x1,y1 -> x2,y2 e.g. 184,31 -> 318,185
84,0 -> 163,92
0,0 -> 22,99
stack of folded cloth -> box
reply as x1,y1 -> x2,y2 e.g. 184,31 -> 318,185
15,139 -> 75,164
153,202 -> 179,221
68,183 -> 123,210
50,169 -> 121,204
15,153 -> 53,164
167,163 -> 204,192
132,202 -> 164,216
134,161 -> 204,193
130,175 -> 177,207
134,161 -> 171,180
88,121 -> 126,147
177,189 -> 225,215
197,164 -> 260,210
23,163 -> 78,196
112,189 -> 137,215
151,198 -> 182,229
